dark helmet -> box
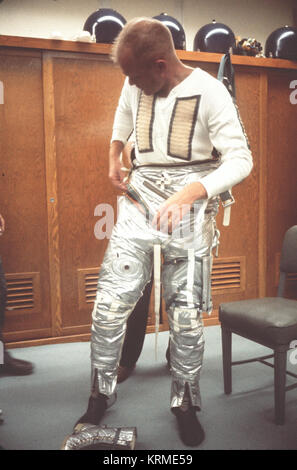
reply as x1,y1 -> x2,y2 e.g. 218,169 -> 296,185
193,20 -> 236,53
83,8 -> 126,44
153,13 -> 186,50
265,26 -> 297,60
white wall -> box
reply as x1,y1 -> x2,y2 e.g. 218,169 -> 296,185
0,0 -> 295,50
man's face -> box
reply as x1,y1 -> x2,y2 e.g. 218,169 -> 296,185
119,48 -> 165,96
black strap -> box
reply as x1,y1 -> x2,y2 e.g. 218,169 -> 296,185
217,52 -> 236,101
216,53 -> 237,223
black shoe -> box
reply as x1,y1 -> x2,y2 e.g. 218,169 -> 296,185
0,351 -> 34,376
172,407 -> 205,447
74,394 -> 108,430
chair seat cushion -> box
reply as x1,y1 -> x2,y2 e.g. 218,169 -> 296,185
219,298 -> 297,345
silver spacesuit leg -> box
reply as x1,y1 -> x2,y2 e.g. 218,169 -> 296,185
91,197 -> 153,397
162,198 -> 218,410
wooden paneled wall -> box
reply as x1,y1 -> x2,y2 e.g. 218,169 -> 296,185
0,36 -> 296,347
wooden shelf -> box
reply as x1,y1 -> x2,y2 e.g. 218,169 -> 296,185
1,34 -> 297,70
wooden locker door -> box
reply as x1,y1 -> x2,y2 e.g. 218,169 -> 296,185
43,51 -> 125,336
0,49 -> 51,342
266,70 -> 297,298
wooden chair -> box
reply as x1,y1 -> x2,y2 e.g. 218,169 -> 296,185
219,225 -> 297,424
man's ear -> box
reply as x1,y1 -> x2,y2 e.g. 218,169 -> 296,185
154,59 -> 167,73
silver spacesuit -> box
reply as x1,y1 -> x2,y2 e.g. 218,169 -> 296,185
90,65 -> 252,411
91,161 -> 220,409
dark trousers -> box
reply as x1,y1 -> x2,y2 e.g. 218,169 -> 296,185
119,279 -> 153,368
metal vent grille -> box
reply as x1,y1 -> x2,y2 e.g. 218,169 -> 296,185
211,257 -> 245,292
7,277 -> 34,309
84,272 -> 98,304
5,272 -> 41,314
78,267 -> 99,309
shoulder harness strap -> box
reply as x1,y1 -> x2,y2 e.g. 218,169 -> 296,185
216,52 -> 236,227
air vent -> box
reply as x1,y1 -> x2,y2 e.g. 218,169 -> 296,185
78,267 -> 99,309
211,257 -> 245,292
84,272 -> 98,304
5,272 -> 41,314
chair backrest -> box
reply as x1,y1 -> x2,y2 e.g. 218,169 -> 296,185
278,225 -> 297,297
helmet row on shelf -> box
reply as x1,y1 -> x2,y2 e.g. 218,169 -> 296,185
83,9 -> 297,61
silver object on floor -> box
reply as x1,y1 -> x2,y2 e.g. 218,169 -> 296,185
61,423 -> 137,450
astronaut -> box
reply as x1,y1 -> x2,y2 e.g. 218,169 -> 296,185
75,17 -> 252,447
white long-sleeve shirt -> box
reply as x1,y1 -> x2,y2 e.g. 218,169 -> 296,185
111,67 -> 253,199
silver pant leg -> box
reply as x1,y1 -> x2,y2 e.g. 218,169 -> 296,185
91,197 -> 153,397
162,199 -> 218,410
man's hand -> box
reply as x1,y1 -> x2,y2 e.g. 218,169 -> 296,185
109,157 -> 128,191
109,140 -> 128,191
152,182 -> 208,233
0,214 -> 5,236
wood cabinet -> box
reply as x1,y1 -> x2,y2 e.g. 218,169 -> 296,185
0,36 -> 296,347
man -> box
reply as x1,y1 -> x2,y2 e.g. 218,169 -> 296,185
76,18 -> 252,446
0,213 -> 33,375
